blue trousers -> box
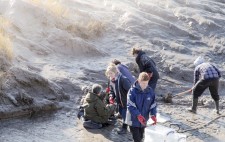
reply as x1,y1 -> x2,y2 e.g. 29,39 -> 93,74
119,105 -> 127,129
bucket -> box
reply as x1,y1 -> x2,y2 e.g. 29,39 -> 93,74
144,124 -> 186,142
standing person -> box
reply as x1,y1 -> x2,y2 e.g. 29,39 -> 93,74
131,47 -> 159,91
111,59 -> 136,84
83,84 -> 116,125
188,56 -> 221,114
105,64 -> 131,134
126,72 -> 157,142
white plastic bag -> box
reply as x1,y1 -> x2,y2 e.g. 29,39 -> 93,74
144,124 -> 186,142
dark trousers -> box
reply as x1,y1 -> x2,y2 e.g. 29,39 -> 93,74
193,79 -> 219,101
119,105 -> 127,129
129,126 -> 145,142
148,77 -> 158,91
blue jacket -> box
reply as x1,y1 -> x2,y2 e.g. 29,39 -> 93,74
125,81 -> 157,127
117,64 -> 136,84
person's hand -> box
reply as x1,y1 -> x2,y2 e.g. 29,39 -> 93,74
151,116 -> 157,125
106,87 -> 110,93
109,97 -> 114,104
137,115 -> 146,126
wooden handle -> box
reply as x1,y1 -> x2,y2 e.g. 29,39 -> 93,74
173,89 -> 192,98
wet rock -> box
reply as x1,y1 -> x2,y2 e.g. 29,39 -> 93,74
0,67 -> 68,119
162,93 -> 173,103
15,90 -> 34,106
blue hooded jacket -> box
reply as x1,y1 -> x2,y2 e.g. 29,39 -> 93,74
117,64 -> 136,84
125,81 -> 157,127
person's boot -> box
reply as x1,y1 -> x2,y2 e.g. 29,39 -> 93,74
215,100 -> 220,115
188,98 -> 198,113
117,123 -> 127,134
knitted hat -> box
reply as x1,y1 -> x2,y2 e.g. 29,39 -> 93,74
194,56 -> 205,67
91,84 -> 102,94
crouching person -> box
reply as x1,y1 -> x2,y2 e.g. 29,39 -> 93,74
126,72 -> 157,142
82,84 -> 116,129
105,64 -> 131,134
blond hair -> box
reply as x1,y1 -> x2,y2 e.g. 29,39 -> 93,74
105,64 -> 118,77
138,72 -> 150,81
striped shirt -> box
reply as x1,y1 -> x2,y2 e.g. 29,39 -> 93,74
194,63 -> 221,84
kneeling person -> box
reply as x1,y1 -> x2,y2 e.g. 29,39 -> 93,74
83,84 -> 115,128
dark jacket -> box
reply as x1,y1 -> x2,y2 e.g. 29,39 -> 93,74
117,64 -> 136,84
125,81 -> 157,127
110,73 -> 131,108
135,51 -> 159,81
83,92 -> 114,123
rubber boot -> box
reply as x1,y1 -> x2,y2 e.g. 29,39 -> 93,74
215,101 -> 220,115
117,123 -> 127,134
188,98 -> 198,113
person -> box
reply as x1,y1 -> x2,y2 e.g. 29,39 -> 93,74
125,72 -> 157,142
131,47 -> 159,91
82,84 -> 116,126
105,64 -> 131,134
188,56 -> 221,114
111,59 -> 136,84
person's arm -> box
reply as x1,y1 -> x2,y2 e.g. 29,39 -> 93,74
121,77 -> 131,92
212,65 -> 221,78
95,100 -> 108,117
141,55 -> 154,73
109,83 -> 115,99
149,92 -> 157,116
194,68 -> 200,84
117,64 -> 123,73
127,89 -> 141,117
149,91 -> 157,125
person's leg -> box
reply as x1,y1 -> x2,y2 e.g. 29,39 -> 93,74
106,104 -> 117,124
106,104 -> 116,117
139,127 -> 145,141
130,126 -> 142,142
117,107 -> 127,134
148,78 -> 157,91
188,80 -> 208,113
122,108 -> 127,128
208,79 -> 220,114
77,106 -> 84,119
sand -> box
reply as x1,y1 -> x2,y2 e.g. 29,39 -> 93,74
0,0 -> 225,141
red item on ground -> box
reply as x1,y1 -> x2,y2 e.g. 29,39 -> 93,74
151,116 -> 157,125
109,97 -> 114,104
137,115 -> 146,126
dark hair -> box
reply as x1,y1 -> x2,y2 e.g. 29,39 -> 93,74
138,72 -> 150,81
92,84 -> 102,94
112,59 -> 121,65
131,47 -> 142,55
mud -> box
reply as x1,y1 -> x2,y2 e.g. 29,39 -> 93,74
1,74 -> 225,142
